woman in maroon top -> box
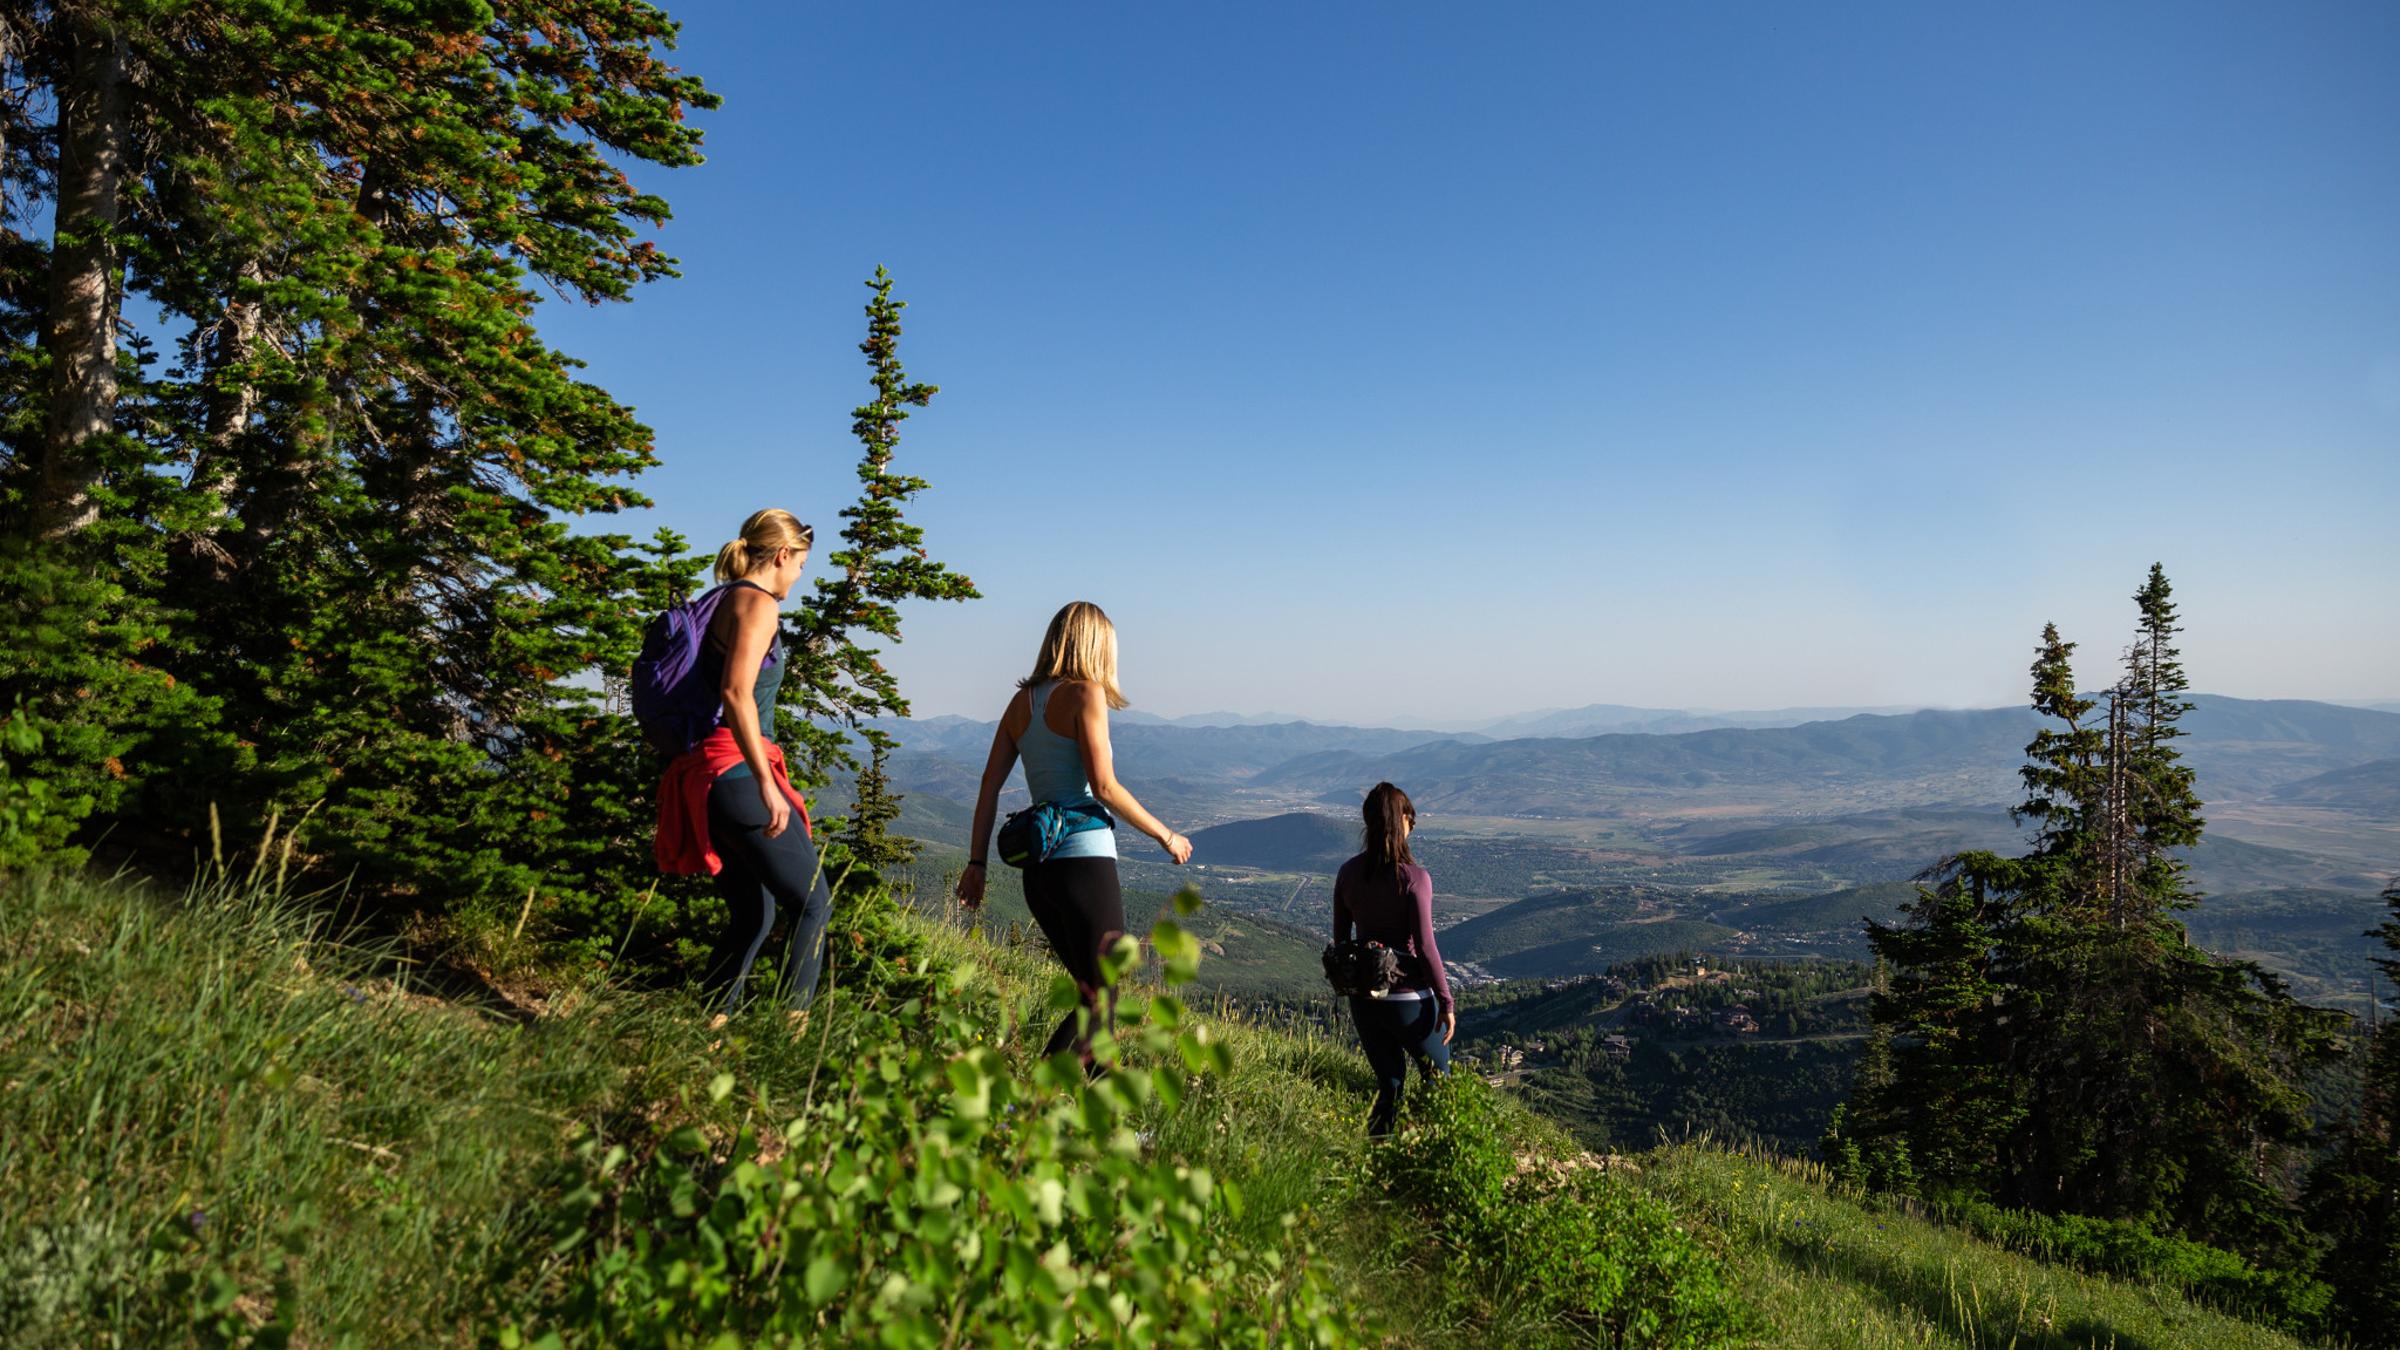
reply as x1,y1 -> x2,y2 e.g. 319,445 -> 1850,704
1332,781 -> 1454,1135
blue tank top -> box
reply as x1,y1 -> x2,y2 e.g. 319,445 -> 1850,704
1020,680 -> 1116,860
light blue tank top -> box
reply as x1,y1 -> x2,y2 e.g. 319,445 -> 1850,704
1020,680 -> 1117,860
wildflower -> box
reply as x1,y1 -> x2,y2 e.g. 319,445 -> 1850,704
343,985 -> 366,1004
187,1209 -> 207,1233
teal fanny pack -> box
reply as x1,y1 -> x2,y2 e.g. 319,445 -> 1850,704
996,800 -> 1114,868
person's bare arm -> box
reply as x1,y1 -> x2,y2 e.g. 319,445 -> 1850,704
957,692 -> 1027,908
1067,683 -> 1190,863
716,586 -> 790,837
1412,868 -> 1457,1042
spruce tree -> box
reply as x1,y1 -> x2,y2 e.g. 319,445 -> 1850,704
779,269 -> 981,867
1858,858 -> 2023,1198
2306,880 -> 2400,1346
2118,562 -> 2203,912
1841,576 -> 2341,1262
843,743 -> 912,887
2,1 -> 723,949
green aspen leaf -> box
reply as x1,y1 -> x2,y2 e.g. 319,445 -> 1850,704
707,1072 -> 735,1104
804,1254 -> 848,1305
1151,1066 -> 1186,1110
1098,933 -> 1141,986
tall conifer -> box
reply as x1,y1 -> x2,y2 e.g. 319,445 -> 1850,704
2118,563 -> 2204,910
2,1 -> 724,941
1839,574 -> 2341,1263
2306,880 -> 2400,1344
779,270 -> 981,865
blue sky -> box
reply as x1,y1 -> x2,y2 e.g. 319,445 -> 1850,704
538,2 -> 2400,725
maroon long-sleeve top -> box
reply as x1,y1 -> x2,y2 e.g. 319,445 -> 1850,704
1331,854 -> 1453,1014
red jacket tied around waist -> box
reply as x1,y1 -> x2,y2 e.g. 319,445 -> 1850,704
655,728 -> 813,876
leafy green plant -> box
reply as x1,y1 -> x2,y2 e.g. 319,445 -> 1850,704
1370,1073 -> 1753,1346
1924,1198 -> 2330,1334
517,886 -> 1361,1347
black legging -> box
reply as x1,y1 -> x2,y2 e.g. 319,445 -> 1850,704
1022,856 -> 1125,1060
700,774 -> 834,1015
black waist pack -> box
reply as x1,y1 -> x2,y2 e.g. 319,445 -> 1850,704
995,800 -> 1114,868
1322,940 -> 1405,998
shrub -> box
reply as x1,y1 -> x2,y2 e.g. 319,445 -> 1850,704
1370,1073 -> 1753,1346
1934,1196 -> 2331,1334
0,544 -> 236,870
515,888 -> 1363,1347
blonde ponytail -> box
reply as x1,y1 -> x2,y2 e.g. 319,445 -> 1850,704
1019,601 -> 1128,710
712,508 -> 814,585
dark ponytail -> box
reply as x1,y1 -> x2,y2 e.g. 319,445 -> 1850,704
1361,781 -> 1417,887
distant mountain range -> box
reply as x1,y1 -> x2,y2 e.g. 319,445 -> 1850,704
1117,709 -> 1320,728
1460,704 -> 1928,738
1442,888 -> 1743,980
1256,697 -> 2400,816
1110,702 -> 1927,736
853,695 -> 2400,834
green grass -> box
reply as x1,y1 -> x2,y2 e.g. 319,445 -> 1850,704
0,868 -> 2325,1347
0,868 -> 854,1342
1635,1145 -> 2305,1349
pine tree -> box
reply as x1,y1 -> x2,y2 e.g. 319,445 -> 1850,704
2,1 -> 724,947
2304,880 -> 2400,1346
1858,857 -> 2024,1198
2117,562 -> 2203,913
1840,578 -> 2341,1263
2016,622 -> 2105,910
841,743 -> 912,888
779,269 -> 981,866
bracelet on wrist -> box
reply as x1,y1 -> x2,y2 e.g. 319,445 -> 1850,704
966,859 -> 986,868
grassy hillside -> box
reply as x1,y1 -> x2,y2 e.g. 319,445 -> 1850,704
2270,757 -> 2400,814
1446,888 -> 1646,957
1668,807 -> 2025,884
1446,889 -> 1746,979
0,870 -> 2316,1347
1724,881 -> 1919,933
2187,834 -> 2385,894
1639,1146 -> 2306,1350
1184,810 -> 1356,871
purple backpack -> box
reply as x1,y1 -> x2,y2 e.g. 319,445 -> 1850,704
630,584 -> 743,756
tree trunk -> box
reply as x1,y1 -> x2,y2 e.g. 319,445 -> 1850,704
1,18 -> 14,212
33,12 -> 130,540
186,260 -> 265,510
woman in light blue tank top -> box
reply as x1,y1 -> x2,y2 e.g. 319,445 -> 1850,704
1018,678 -> 1116,860
957,602 -> 1194,1064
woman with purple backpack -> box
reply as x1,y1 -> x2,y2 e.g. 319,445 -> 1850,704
650,508 -> 835,1022
1332,781 -> 1455,1135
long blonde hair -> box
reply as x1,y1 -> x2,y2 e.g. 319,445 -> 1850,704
713,508 -> 814,585
1019,601 -> 1127,710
